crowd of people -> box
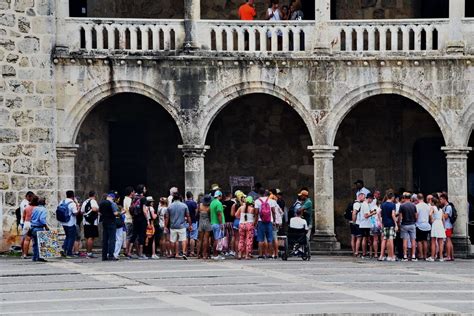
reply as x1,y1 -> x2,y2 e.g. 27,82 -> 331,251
238,0 -> 305,21
348,180 -> 458,262
17,183 -> 314,262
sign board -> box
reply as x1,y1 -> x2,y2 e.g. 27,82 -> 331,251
37,230 -> 62,259
230,176 -> 254,194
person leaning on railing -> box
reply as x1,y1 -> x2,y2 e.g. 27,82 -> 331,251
238,0 -> 256,20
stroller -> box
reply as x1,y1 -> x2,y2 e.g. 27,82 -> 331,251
278,227 -> 311,261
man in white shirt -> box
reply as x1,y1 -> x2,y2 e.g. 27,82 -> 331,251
81,191 -> 99,258
289,209 -> 308,231
354,180 -> 371,199
123,186 -> 135,258
60,190 -> 79,258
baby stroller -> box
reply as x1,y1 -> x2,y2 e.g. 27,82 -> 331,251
278,227 -> 311,261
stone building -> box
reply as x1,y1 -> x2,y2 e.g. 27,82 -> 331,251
0,0 -> 473,254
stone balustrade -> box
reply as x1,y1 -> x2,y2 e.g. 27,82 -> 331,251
61,17 -> 473,55
328,19 -> 449,53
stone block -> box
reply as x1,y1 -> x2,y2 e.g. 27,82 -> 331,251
20,144 -> 36,156
35,80 -> 53,94
18,17 -> 30,33
0,49 -> 4,62
8,80 -> 34,94
2,65 -> 16,77
29,127 -> 52,142
0,158 -> 11,173
5,96 -> 22,109
24,95 -> 41,108
0,129 -> 20,143
35,109 -> 54,126
12,110 -> 34,127
36,0 -> 51,15
26,8 -> 35,16
17,69 -> 40,80
19,57 -> 29,67
10,175 -> 26,190
42,96 -> 54,108
17,36 -> 39,54
13,158 -> 31,174
1,145 -> 21,157
34,159 -> 51,176
14,0 -> 34,12
28,177 -> 53,189
21,128 -> 28,142
0,174 -> 10,190
0,39 -> 15,51
31,17 -> 53,34
0,0 -> 10,10
6,53 -> 19,63
0,108 -> 10,125
4,191 -> 17,207
0,14 -> 15,27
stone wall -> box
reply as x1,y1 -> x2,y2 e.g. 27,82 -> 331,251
205,93 -> 313,195
0,0 -> 57,250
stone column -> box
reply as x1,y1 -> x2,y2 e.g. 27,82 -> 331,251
308,145 -> 341,251
442,146 -> 472,256
55,0 -> 70,52
314,0 -> 331,54
178,144 -> 209,199
447,0 -> 465,54
56,143 -> 79,201
183,0 -> 201,51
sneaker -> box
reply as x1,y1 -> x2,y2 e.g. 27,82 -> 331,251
218,255 -> 226,260
257,256 -> 265,260
138,255 -> 148,260
387,257 -> 396,262
87,253 -> 97,258
402,257 -> 409,262
182,254 -> 187,260
439,258 -> 445,262
37,258 -> 48,262
211,256 -> 221,260
151,254 -> 160,260
21,255 -> 29,259
411,257 -> 418,262
426,257 -> 435,262
377,256 -> 385,261
229,251 -> 236,257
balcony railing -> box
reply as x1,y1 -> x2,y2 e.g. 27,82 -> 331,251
60,17 -> 464,56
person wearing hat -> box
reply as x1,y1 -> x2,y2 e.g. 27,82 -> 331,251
99,192 -> 120,261
231,191 -> 246,256
210,190 -> 226,260
210,183 -> 221,197
235,196 -> 257,260
354,180 -> 371,199
297,189 -> 313,240
168,187 -> 179,206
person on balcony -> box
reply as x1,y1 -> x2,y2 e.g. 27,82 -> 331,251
239,0 -> 256,20
289,0 -> 304,20
266,0 -> 282,50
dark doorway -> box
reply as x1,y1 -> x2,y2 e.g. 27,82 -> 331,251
69,0 -> 87,17
205,94 -> 313,196
301,0 -> 315,20
412,137 -> 447,193
420,0 -> 449,18
467,0 -> 474,17
75,93 -> 183,199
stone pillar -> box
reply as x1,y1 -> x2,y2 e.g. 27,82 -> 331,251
183,0 -> 200,51
56,144 -> 79,201
178,144 -> 209,199
447,0 -> 465,54
314,0 -> 331,54
442,146 -> 472,257
308,145 -> 341,251
55,0 -> 70,52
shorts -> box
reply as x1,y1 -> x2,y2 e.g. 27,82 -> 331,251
198,214 -> 212,232
233,219 -> 240,230
416,228 -> 429,241
401,224 -> 416,240
382,227 -> 395,240
257,222 -> 273,243
75,224 -> 82,241
170,228 -> 187,243
154,226 -> 162,243
21,221 -> 31,237
84,225 -> 99,238
350,223 -> 361,237
370,226 -> 382,236
445,228 -> 453,238
359,228 -> 371,238
125,223 -> 134,241
211,224 -> 224,240
131,219 -> 146,245
185,222 -> 198,240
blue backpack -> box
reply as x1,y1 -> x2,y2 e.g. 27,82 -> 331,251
56,200 -> 73,223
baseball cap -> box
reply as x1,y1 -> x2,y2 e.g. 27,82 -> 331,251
214,190 -> 222,198
245,196 -> 254,204
298,190 -> 309,197
107,192 -> 116,199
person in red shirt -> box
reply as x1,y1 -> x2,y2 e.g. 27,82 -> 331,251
238,0 -> 256,20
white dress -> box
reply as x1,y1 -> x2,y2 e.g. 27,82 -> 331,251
430,207 -> 446,238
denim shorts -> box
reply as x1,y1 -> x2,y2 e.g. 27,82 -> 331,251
401,224 -> 416,240
211,224 -> 224,240
233,219 -> 240,230
185,222 -> 198,240
257,222 -> 273,243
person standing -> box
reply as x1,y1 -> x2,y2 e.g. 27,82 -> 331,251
130,184 -> 148,260
354,180 -> 370,199
59,190 -> 79,258
210,191 -> 225,260
427,196 -> 446,262
21,195 -> 36,259
238,0 -> 256,20
289,0 -> 304,20
378,192 -> 398,261
158,197 -> 170,257
235,196 -> 256,260
81,191 -> 99,258
123,187 -> 135,258
399,192 -> 418,262
222,192 -> 235,256
415,193 -> 431,260
184,192 -> 198,256
166,194 -> 192,259
298,190 -> 313,240
355,193 -> 374,258
255,190 -> 277,259
30,198 -> 49,262
19,191 -> 34,233
440,193 -> 455,261
99,192 -> 120,261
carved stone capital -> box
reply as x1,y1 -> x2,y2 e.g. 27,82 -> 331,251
308,145 -> 339,160
178,144 -> 210,158
441,146 -> 472,160
56,143 -> 79,159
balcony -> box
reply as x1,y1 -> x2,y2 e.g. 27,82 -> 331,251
56,0 -> 472,58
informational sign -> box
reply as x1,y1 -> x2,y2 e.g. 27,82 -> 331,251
37,230 -> 62,259
230,176 -> 254,194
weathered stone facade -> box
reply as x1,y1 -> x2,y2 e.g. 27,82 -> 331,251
1,0 -> 473,253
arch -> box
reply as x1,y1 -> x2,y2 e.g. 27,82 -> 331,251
460,101 -> 474,146
60,80 -> 184,144
200,81 -> 317,146
324,82 -> 450,146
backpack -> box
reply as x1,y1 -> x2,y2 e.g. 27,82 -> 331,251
56,200 -> 73,223
130,197 -> 142,218
15,207 -> 21,227
259,197 -> 272,223
344,201 -> 355,221
83,199 -> 98,225
289,200 -> 301,219
448,202 -> 457,224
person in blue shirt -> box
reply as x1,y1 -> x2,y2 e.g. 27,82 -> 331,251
30,197 -> 49,262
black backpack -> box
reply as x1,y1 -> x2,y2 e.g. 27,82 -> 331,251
448,202 -> 457,224
83,199 -> 98,224
130,196 -> 143,218
344,201 -> 355,221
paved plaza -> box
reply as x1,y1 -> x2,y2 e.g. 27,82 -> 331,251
0,256 -> 473,315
